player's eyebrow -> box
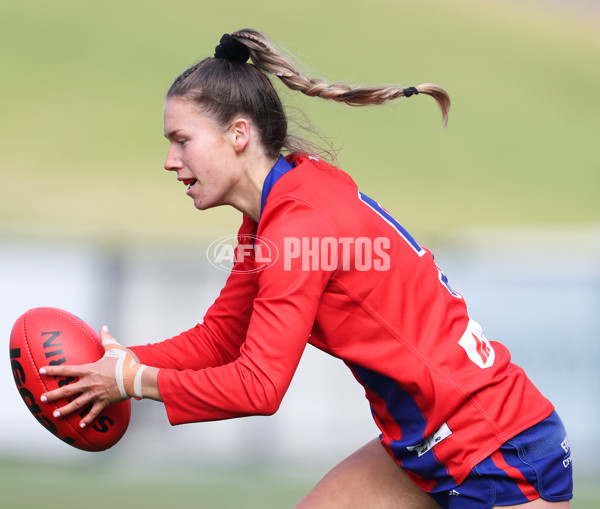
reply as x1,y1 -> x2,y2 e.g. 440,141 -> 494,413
164,129 -> 182,140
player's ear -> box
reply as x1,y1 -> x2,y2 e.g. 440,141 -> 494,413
229,118 -> 251,153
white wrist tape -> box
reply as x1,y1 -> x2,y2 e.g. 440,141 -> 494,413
133,365 -> 147,399
103,337 -> 145,399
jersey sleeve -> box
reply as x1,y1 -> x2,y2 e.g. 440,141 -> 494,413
155,198 -> 338,425
129,215 -> 259,371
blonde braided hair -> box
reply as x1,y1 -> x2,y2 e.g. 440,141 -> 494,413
233,28 -> 450,126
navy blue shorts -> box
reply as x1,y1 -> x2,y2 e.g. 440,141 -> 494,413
429,411 -> 573,508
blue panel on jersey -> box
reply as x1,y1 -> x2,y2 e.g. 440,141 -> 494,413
260,155 -> 295,219
350,362 -> 454,491
350,363 -> 428,445
358,191 -> 425,256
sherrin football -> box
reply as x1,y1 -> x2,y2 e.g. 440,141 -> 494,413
9,307 -> 131,452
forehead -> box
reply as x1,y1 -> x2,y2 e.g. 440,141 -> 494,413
163,97 -> 215,134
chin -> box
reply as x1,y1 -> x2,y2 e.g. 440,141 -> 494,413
192,199 -> 217,212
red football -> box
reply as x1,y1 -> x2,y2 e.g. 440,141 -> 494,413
9,307 -> 131,452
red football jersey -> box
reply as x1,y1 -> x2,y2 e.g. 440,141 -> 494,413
131,154 -> 553,491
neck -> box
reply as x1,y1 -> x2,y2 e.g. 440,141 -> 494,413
228,153 -> 278,222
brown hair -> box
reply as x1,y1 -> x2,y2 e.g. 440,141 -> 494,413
167,28 -> 450,159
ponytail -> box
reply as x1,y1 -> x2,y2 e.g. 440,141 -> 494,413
233,29 -> 450,126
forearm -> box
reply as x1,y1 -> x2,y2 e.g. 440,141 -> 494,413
139,365 -> 162,402
127,348 -> 163,401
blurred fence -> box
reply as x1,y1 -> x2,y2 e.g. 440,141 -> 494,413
1,228 -> 598,474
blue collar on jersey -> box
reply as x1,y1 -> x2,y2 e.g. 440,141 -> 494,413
260,155 -> 294,219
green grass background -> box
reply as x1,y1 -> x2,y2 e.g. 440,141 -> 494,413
1,0 -> 598,507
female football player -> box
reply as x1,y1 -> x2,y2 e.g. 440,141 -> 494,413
40,29 -> 573,508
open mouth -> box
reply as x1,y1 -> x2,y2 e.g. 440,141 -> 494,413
181,178 -> 197,190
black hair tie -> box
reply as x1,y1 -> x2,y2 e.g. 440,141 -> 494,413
214,34 -> 250,63
403,86 -> 419,98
